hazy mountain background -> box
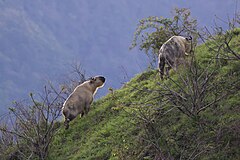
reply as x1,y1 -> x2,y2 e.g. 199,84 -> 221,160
0,0 -> 237,113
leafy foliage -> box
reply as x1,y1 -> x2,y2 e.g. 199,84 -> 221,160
130,8 -> 198,66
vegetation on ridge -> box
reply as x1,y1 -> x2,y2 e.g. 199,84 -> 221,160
48,11 -> 240,157
1,8 -> 240,160
49,54 -> 240,159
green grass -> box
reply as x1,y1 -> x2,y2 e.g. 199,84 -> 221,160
49,33 -> 240,160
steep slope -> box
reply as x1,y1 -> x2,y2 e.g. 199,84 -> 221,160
49,34 -> 240,160
0,0 -> 237,114
48,74 -> 147,159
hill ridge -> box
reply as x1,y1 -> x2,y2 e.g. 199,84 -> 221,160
49,34 -> 240,160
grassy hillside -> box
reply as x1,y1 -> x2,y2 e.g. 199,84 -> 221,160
49,33 -> 240,160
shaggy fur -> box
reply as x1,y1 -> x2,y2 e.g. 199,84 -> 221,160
158,36 -> 192,79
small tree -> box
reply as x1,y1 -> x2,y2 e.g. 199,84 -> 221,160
130,8 -> 198,67
126,51 -> 239,159
61,62 -> 87,96
0,62 -> 87,159
0,84 -> 64,160
200,14 -> 240,61
129,7 -> 240,159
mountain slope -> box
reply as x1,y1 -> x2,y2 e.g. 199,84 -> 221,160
49,33 -> 240,159
0,0 -> 237,113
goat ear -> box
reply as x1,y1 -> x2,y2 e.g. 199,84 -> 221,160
186,36 -> 192,41
89,77 -> 96,83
